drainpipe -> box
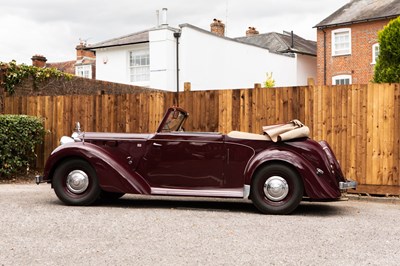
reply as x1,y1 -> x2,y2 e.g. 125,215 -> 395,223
173,31 -> 181,107
322,28 -> 327,85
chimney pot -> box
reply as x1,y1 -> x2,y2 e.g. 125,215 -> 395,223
161,8 -> 168,26
210,19 -> 225,37
31,55 -> 47,68
246,26 -> 259,37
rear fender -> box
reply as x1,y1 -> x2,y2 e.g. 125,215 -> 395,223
43,142 -> 151,194
244,149 -> 341,199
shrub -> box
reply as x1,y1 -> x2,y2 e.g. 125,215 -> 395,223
0,115 -> 46,178
264,72 -> 275,88
373,17 -> 400,83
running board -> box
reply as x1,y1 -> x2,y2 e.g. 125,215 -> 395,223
151,187 -> 249,198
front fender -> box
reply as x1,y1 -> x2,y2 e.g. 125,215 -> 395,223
43,142 -> 151,195
244,149 -> 341,199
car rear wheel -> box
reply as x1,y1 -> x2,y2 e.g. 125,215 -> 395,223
53,159 -> 101,206
251,163 -> 303,215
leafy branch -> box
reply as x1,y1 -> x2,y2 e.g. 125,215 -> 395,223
0,60 -> 73,94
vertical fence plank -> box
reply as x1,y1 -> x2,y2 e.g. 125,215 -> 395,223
2,84 -> 400,193
394,84 -> 400,186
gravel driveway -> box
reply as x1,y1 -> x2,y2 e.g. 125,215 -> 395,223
1,184 -> 399,265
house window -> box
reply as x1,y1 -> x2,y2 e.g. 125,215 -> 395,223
372,43 -> 380,64
129,50 -> 150,82
332,28 -> 351,56
332,75 -> 352,85
75,65 -> 92,79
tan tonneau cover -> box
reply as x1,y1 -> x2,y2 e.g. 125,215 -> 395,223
262,119 -> 309,142
227,119 -> 309,142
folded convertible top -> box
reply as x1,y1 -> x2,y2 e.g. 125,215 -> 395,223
227,119 -> 309,142
263,119 -> 309,142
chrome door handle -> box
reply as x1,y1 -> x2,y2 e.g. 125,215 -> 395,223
153,142 -> 162,147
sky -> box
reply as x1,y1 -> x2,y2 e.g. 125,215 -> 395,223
0,0 -> 350,64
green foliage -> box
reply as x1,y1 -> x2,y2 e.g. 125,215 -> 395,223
0,115 -> 46,177
264,72 -> 275,88
0,60 -> 73,94
373,17 -> 400,83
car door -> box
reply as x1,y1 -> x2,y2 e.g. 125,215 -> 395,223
140,132 -> 225,189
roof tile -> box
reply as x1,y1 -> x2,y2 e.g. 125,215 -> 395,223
315,0 -> 400,28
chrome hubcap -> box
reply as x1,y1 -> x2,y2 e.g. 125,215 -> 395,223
263,176 -> 289,201
66,170 -> 89,194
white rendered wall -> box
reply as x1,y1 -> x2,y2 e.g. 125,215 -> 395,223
296,54 -> 317,86
178,26 -> 297,91
95,43 -> 150,86
94,26 -> 314,91
149,28 -> 177,91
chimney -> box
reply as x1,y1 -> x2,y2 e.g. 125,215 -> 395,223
31,55 -> 47,68
210,19 -> 225,36
161,8 -> 168,26
76,42 -> 95,61
246,27 -> 259,37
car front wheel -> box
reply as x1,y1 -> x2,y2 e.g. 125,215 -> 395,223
53,159 -> 101,206
251,163 -> 303,215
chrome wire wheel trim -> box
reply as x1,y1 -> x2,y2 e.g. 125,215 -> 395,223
263,176 -> 289,201
66,170 -> 89,194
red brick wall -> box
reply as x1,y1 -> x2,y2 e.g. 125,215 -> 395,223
316,19 -> 392,85
0,68 -> 162,97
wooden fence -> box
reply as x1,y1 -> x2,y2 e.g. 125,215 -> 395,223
2,83 -> 400,195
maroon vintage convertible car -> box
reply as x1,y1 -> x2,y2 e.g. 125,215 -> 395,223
36,107 -> 356,214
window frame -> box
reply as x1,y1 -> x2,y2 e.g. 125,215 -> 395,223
75,65 -> 92,79
331,28 -> 352,56
332,74 -> 352,85
129,49 -> 150,84
372,43 -> 380,64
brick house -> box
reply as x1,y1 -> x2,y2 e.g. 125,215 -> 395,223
31,43 -> 96,79
314,0 -> 400,85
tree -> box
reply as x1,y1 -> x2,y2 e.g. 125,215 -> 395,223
373,16 -> 400,83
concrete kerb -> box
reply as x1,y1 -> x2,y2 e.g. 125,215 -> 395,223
346,193 -> 400,204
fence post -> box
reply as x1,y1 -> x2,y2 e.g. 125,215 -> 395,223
184,82 -> 191,92
254,83 -> 262,89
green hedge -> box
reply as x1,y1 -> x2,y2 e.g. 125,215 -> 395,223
0,115 -> 46,177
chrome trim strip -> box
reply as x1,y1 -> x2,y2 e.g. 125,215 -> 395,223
243,185 -> 250,199
151,187 -> 243,198
151,139 -> 223,144
339,180 -> 357,190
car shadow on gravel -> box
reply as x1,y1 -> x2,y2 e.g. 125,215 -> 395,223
293,202 -> 350,216
99,197 -> 259,214
83,196 -> 352,216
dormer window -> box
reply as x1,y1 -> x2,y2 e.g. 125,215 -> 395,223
332,28 -> 351,56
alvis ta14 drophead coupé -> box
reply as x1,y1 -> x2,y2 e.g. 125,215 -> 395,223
36,107 -> 357,214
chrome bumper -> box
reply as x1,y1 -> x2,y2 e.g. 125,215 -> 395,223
339,180 -> 357,190
35,175 -> 44,185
